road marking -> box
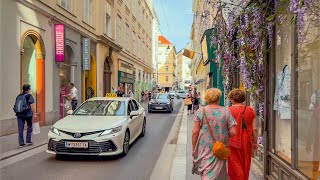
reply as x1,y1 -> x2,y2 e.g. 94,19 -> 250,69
0,144 -> 47,169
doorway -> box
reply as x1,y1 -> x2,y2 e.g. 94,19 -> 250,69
103,58 -> 112,95
21,32 -> 45,125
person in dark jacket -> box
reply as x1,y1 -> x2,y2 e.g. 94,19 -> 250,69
14,84 -> 37,147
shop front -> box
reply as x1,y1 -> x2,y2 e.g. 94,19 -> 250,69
201,28 -> 225,106
262,10 -> 320,180
54,24 -> 82,119
231,8 -> 320,180
118,60 -> 135,96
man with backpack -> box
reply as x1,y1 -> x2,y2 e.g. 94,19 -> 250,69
13,84 -> 36,147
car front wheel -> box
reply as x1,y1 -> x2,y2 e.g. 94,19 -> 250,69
122,131 -> 130,156
140,118 -> 146,137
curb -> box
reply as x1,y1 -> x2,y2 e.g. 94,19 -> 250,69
170,106 -> 188,180
150,103 -> 185,180
0,142 -> 47,161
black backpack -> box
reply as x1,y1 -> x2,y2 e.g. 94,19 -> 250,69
13,94 -> 29,113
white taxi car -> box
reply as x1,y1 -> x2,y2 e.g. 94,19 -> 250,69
46,96 -> 146,157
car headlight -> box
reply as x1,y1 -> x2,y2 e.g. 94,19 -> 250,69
51,127 -> 60,136
99,126 -> 122,136
149,102 -> 152,105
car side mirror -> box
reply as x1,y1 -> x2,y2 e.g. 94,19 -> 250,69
67,110 -> 73,115
130,111 -> 139,118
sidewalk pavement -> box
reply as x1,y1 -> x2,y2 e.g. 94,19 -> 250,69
154,106 -> 264,180
0,125 -> 51,161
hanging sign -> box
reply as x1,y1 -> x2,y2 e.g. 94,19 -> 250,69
82,38 -> 91,70
54,24 -> 65,62
182,49 -> 195,59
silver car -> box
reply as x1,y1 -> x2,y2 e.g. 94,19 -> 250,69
176,91 -> 187,99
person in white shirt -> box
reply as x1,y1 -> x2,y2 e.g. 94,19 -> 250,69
65,83 -> 78,110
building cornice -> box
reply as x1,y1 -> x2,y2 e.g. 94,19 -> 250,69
96,35 -> 122,52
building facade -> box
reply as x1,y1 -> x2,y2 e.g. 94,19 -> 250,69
0,0 -> 154,136
176,45 -> 192,91
190,0 -> 214,105
151,7 -> 160,91
157,36 -> 177,92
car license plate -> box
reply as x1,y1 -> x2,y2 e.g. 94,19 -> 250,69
65,142 -> 88,149
155,107 -> 163,110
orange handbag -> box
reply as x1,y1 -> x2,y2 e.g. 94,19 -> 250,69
184,98 -> 192,106
203,108 -> 230,160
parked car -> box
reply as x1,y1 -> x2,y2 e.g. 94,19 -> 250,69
169,91 -> 176,98
148,93 -> 174,113
47,97 -> 146,158
176,91 -> 187,99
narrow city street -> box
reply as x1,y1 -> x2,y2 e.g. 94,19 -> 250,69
0,100 -> 183,180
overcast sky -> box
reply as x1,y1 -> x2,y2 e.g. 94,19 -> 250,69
153,0 -> 193,51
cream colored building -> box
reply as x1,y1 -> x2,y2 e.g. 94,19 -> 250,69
190,0 -> 214,103
0,0 -> 154,136
176,44 -> 192,91
157,36 -> 177,92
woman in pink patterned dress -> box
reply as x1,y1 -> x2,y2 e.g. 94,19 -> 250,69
192,88 -> 237,179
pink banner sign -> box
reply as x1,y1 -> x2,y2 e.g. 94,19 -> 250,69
54,24 -> 65,62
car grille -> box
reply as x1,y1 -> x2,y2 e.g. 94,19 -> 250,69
48,139 -> 118,155
59,130 -> 104,138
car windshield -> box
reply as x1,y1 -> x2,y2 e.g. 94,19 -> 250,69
73,100 -> 125,116
178,91 -> 186,93
152,94 -> 168,99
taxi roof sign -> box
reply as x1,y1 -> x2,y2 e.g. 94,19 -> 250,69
106,93 -> 118,97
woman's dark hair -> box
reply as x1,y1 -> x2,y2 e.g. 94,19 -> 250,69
22,84 -> 31,93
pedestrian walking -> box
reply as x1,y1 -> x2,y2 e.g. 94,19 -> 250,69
112,87 -> 117,94
192,91 -> 200,113
128,89 -> 134,98
65,83 -> 78,111
186,93 -> 193,115
227,89 -> 258,180
148,91 -> 152,101
141,91 -> 145,103
13,84 -> 37,147
192,88 -> 237,179
117,86 -> 124,97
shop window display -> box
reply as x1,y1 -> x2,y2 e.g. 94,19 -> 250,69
22,36 -> 37,109
274,15 -> 292,163
297,9 -> 320,179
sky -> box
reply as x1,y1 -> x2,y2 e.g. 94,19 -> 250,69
153,0 -> 194,51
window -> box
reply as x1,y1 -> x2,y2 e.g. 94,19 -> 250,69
127,101 -> 133,115
73,100 -> 125,116
125,24 -> 129,50
132,100 -> 140,110
105,1 -> 112,37
84,0 -> 94,26
132,0 -> 135,16
166,76 -> 169,82
116,15 -> 122,45
274,14 -> 293,164
297,3 -> 320,179
132,31 -> 136,55
166,66 -> 169,72
58,0 -> 72,12
138,36 -> 141,58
